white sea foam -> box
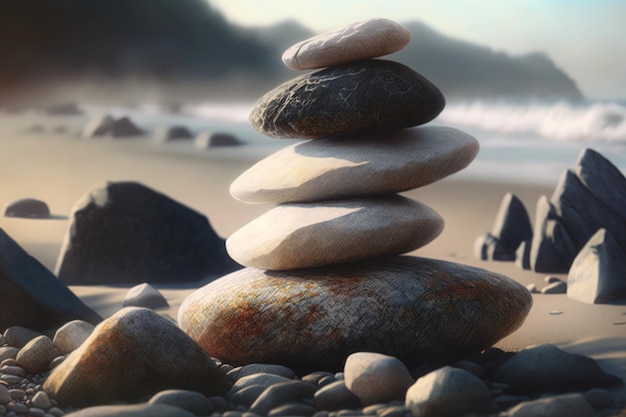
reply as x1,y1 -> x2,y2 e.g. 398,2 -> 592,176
439,100 -> 626,142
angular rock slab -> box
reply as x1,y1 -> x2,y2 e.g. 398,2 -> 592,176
250,60 -> 445,139
178,256 -> 532,374
282,18 -> 411,70
490,193 -> 532,254
56,181 -> 240,285
230,126 -> 478,204
0,228 -> 101,332
44,307 -> 231,408
568,228 -> 626,304
226,196 -> 443,270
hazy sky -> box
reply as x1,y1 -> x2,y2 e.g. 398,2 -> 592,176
209,0 -> 626,100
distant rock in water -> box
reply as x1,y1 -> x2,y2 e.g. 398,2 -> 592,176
44,103 -> 82,115
195,132 -> 243,149
4,198 -> 50,218
55,181 -> 240,285
82,115 -> 143,138
153,126 -> 193,143
0,228 -> 101,332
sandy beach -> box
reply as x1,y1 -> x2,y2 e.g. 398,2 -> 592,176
1,111 -> 625,400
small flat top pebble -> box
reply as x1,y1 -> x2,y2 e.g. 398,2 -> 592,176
282,18 -> 412,70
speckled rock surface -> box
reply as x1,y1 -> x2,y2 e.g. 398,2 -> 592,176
178,256 -> 532,374
225,196 -> 443,270
230,126 -> 478,204
249,60 -> 445,139
282,18 -> 411,70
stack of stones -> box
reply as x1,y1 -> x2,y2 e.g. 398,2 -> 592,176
179,19 -> 532,374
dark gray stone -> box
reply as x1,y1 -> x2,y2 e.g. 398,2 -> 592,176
149,389 -> 214,415
507,393 -> 594,417
491,193 -> 533,255
551,169 -> 626,251
227,364 -> 297,383
45,103 -> 82,115
154,126 -> 193,143
109,116 -> 144,138
529,196 -> 577,273
268,403 -> 318,417
250,60 -> 445,139
195,132 -> 243,148
490,344 -> 622,394
4,198 -> 50,218
56,181 -> 240,285
250,381 -> 317,416
3,326 -> 40,348
64,403 -> 196,417
473,232 -> 515,261
567,228 -> 626,304
82,115 -> 115,138
314,381 -> 361,411
584,388 -> 616,410
0,228 -> 102,332
576,148 -> 626,222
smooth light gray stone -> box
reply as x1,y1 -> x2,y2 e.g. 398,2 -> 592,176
226,195 -> 443,270
122,283 -> 169,310
179,256 -> 532,374
227,364 -> 297,383
53,320 -> 95,355
344,352 -> 414,406
16,335 -> 60,374
282,18 -> 411,70
230,126 -> 478,204
405,366 -> 491,417
568,228 -> 626,304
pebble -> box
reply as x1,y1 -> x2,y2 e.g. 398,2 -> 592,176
227,364 -> 297,383
282,18 -> 411,70
0,349 -> 18,364
122,283 -> 169,310
3,327 -> 39,349
31,391 -> 52,409
0,385 -> 9,404
314,381 -> 361,411
344,352 -> 414,406
149,389 -> 214,416
52,321 -> 95,355
583,388 -> 616,410
267,402 -> 318,417
7,389 -> 25,401
16,336 -> 60,375
228,385 -> 267,408
507,393 -> 594,417
230,374 -> 292,393
0,367 -> 25,378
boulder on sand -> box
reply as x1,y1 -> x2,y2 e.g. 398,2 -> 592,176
56,181 -> 240,285
0,228 -> 101,332
195,132 -> 243,149
82,115 -> 143,138
153,126 -> 193,143
179,256 -> 532,374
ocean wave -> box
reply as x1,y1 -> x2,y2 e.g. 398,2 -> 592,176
184,101 -> 253,123
439,100 -> 626,142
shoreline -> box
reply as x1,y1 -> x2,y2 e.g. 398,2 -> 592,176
1,112 -> 625,402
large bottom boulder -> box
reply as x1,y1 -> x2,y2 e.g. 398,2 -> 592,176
178,256 -> 532,374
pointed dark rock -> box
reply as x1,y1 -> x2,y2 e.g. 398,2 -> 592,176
56,181 -> 240,285
491,193 -> 533,254
529,196 -> 577,273
550,170 -> 626,250
473,232 -> 514,261
0,228 -> 101,332
515,240 -> 531,270
576,148 -> 626,222
568,228 -> 626,304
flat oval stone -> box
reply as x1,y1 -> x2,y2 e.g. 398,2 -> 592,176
250,60 -> 445,139
178,256 -> 532,374
282,18 -> 411,70
230,126 -> 478,204
225,196 -> 443,270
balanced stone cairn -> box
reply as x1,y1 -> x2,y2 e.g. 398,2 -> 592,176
179,18 -> 532,374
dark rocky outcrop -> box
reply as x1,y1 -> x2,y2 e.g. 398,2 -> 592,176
195,132 -> 243,148
0,228 -> 102,332
154,126 -> 193,143
56,181 -> 240,285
